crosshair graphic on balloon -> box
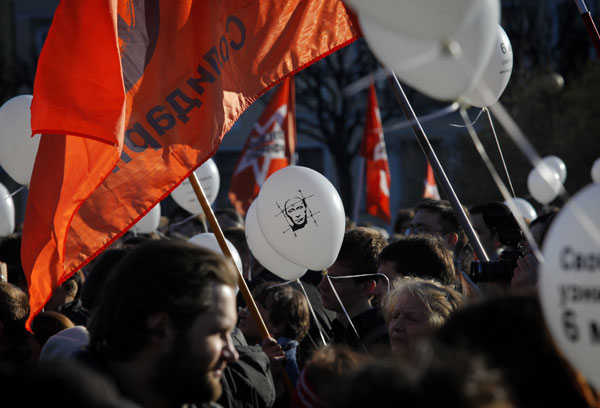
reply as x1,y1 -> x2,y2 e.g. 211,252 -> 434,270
275,190 -> 320,236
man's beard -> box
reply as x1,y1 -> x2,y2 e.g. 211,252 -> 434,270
151,332 -> 222,405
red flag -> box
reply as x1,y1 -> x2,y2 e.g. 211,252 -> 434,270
229,77 -> 296,215
22,0 -> 358,328
423,161 -> 441,200
360,84 -> 391,223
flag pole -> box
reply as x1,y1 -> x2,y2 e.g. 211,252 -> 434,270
188,172 -> 295,393
386,73 -> 489,263
574,0 -> 600,57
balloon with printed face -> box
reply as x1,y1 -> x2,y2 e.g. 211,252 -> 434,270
171,158 -> 220,215
527,164 -> 562,205
0,95 -> 41,185
542,156 -> 567,184
464,25 -> 513,107
246,200 -> 307,281
188,232 -> 243,276
539,183 -> 600,390
357,0 -> 500,101
0,183 -> 15,237
256,166 -> 345,271
131,203 -> 161,234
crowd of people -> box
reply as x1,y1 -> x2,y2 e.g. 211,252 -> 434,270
0,198 -> 597,407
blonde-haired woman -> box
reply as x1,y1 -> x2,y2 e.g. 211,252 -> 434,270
383,277 -> 463,353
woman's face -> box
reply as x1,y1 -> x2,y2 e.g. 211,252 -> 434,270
388,290 -> 431,353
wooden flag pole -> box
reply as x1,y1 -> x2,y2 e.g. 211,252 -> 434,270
188,172 -> 295,393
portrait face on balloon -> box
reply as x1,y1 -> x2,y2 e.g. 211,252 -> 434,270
284,196 -> 308,232
256,166 -> 345,271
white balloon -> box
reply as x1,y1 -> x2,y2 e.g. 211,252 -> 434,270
345,0 -> 485,41
131,203 -> 161,234
0,183 -> 15,237
541,156 -> 567,184
0,95 -> 41,185
592,158 -> 600,183
527,164 -> 561,205
464,25 -> 513,107
539,183 -> 600,390
256,166 -> 345,271
171,158 -> 220,215
505,197 -> 537,223
245,200 -> 306,281
358,0 -> 500,101
188,232 -> 243,276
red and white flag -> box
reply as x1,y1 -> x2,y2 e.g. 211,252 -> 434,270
228,77 -> 296,216
423,161 -> 441,199
360,83 -> 391,223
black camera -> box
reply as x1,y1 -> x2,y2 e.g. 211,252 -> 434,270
469,202 -> 524,283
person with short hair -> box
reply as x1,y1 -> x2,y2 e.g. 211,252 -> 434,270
238,282 -> 310,386
317,227 -> 389,352
382,277 -> 463,353
469,203 -> 502,261
84,240 -> 239,407
408,199 -> 477,298
373,234 -> 457,307
0,281 -> 31,364
293,344 -> 369,408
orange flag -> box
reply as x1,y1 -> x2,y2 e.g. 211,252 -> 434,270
229,77 -> 296,216
22,0 -> 358,328
423,161 -> 441,200
360,84 -> 391,223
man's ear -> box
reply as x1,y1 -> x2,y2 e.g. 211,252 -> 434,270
446,232 -> 459,248
147,312 -> 176,348
360,279 -> 377,296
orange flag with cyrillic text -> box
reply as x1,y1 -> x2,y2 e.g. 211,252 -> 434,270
229,77 -> 296,216
22,0 -> 358,328
360,83 -> 391,223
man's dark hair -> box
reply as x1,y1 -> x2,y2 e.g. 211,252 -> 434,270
88,240 -> 237,360
0,282 -> 30,362
393,207 -> 415,235
415,199 -> 462,234
81,247 -> 130,312
415,199 -> 473,273
252,282 -> 310,342
379,235 -> 456,285
335,227 -> 387,283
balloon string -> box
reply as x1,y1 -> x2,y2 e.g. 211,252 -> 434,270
487,102 -> 571,204
169,213 -> 198,228
8,186 -> 26,198
459,108 -> 543,263
485,107 -> 517,199
383,102 -> 459,133
329,272 -> 391,297
265,280 -> 295,288
297,279 -> 328,347
448,107 -> 486,128
326,275 -> 369,354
